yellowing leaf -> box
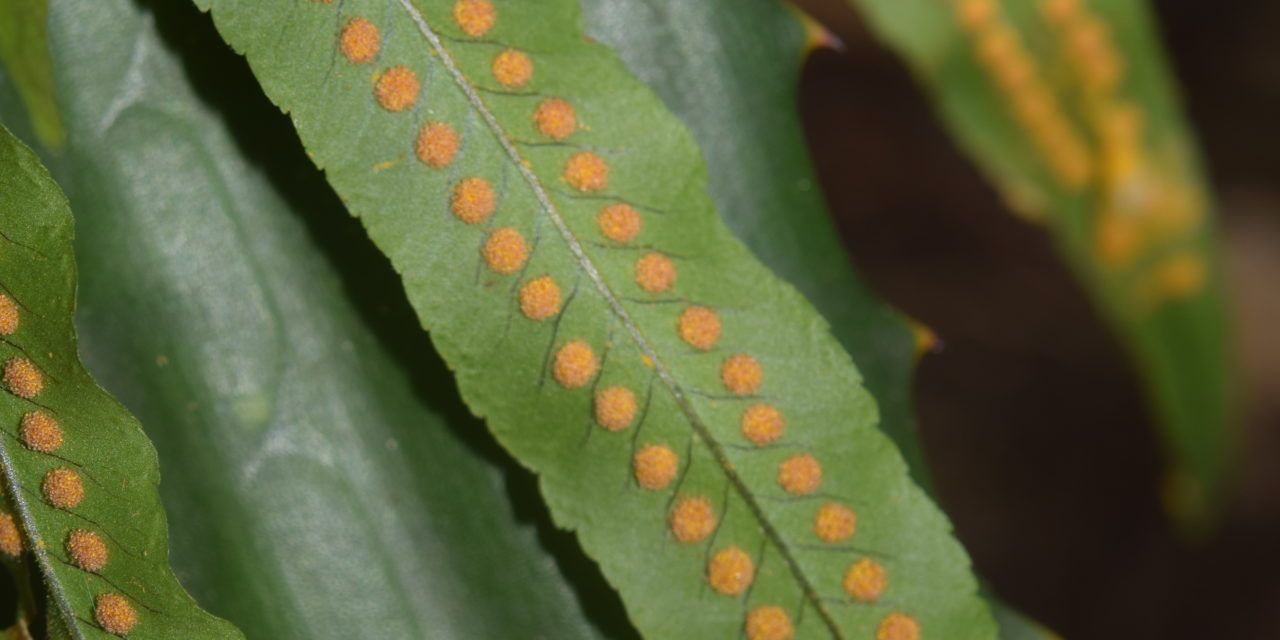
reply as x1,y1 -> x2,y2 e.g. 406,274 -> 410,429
845,0 -> 1235,525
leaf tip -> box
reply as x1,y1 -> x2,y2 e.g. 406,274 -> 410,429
787,4 -> 842,55
906,319 -> 940,361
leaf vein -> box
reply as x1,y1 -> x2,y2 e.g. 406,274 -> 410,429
393,0 -> 842,635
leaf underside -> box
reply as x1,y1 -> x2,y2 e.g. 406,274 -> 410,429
844,0 -> 1233,523
196,0 -> 996,638
0,0 -> 627,636
583,3 -> 1060,639
581,0 -> 928,490
0,125 -> 243,639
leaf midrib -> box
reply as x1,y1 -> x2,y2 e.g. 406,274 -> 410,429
0,423 -> 86,639
393,0 -> 841,635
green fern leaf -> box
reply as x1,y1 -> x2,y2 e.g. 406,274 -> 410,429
585,4 -> 1062,639
0,124 -> 243,639
0,0 -> 631,635
843,0 -> 1234,525
195,0 -> 998,637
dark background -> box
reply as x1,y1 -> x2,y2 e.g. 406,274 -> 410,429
792,0 -> 1280,638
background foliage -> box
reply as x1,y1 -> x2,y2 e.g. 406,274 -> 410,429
1,0 -> 1275,638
